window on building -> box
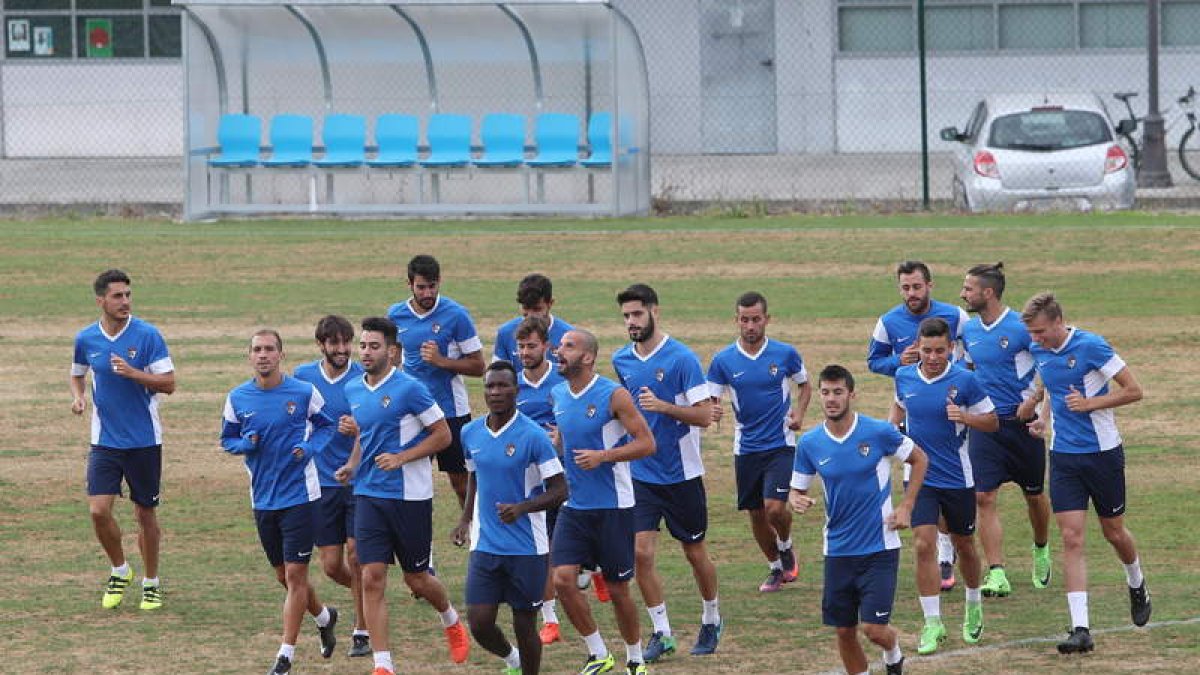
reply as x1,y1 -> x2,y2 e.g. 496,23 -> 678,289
3,0 -> 180,59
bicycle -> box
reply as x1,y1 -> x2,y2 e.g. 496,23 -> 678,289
1112,86 -> 1200,179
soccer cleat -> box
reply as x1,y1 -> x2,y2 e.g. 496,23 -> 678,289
939,562 -> 956,592
644,632 -> 676,662
267,655 -> 291,675
577,569 -> 593,590
592,572 -> 611,603
348,634 -> 371,657
504,667 -> 522,675
779,547 -> 799,583
917,620 -> 947,655
759,568 -> 785,593
540,621 -> 562,645
101,568 -> 134,609
626,660 -> 647,675
1056,626 -> 1094,654
1032,544 -> 1052,589
579,653 -> 616,675
317,606 -> 338,658
371,668 -> 395,675
445,620 -> 470,663
1129,582 -> 1152,627
885,656 -> 905,674
139,583 -> 163,610
962,602 -> 984,644
981,567 -> 1011,598
690,620 -> 723,656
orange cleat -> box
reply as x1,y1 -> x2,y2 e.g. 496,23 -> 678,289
592,572 -> 611,603
372,668 -> 394,675
445,620 -> 470,663
539,621 -> 562,645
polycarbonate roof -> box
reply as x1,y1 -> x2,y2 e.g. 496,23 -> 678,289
176,0 -> 608,6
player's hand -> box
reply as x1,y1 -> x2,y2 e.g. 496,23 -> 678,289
1065,384 -> 1090,412
945,394 -> 965,423
419,340 -> 442,366
899,343 -> 921,366
244,430 -> 259,449
637,387 -> 666,413
1016,396 -> 1039,422
1026,418 -> 1046,438
710,402 -> 724,425
292,446 -> 306,460
334,464 -> 355,484
109,353 -> 135,378
786,409 -> 802,432
375,452 -> 405,470
338,414 -> 358,437
451,522 -> 469,547
887,505 -> 912,531
496,502 -> 524,524
71,396 -> 86,415
789,491 -> 815,514
546,424 -> 561,449
574,449 -> 606,470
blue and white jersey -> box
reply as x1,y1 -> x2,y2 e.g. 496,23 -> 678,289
868,300 -> 970,377
962,308 -> 1037,418
894,362 -> 993,489
492,314 -> 575,366
71,317 -> 174,448
386,295 -> 483,418
462,412 -> 564,556
293,359 -> 365,488
791,413 -> 915,557
1030,328 -> 1127,454
551,375 -> 633,510
517,366 -> 566,428
707,338 -> 808,455
345,367 -> 445,501
220,375 -> 336,511
612,336 -> 709,484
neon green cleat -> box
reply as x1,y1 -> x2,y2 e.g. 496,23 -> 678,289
917,619 -> 947,655
503,668 -> 522,675
139,583 -> 163,610
962,602 -> 984,644
981,567 -> 1011,598
1031,544 -> 1052,589
101,568 -> 134,609
579,653 -> 615,675
626,661 -> 647,675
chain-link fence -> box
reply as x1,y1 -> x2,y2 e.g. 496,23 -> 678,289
4,0 -> 1200,211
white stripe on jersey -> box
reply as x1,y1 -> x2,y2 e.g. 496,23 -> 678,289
673,390 -> 705,479
779,377 -> 795,448
304,459 -> 320,501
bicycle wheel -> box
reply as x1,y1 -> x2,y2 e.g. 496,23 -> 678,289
1119,133 -> 1141,171
1179,127 -> 1200,181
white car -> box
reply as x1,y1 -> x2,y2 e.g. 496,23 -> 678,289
940,94 -> 1135,212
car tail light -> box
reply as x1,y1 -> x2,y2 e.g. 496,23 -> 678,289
1105,144 -> 1128,173
973,150 -> 999,178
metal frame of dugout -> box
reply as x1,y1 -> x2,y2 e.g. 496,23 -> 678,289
177,0 -> 650,220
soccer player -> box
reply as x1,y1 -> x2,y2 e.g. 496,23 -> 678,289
387,254 -> 485,507
292,315 -> 371,656
958,263 -> 1053,598
868,260 -> 970,591
790,364 -> 927,675
338,317 -> 470,675
494,273 -> 575,365
451,361 -> 568,675
889,318 -> 997,655
550,328 -> 656,675
1021,292 -> 1150,654
611,284 -> 721,661
70,269 -> 175,611
220,330 -> 340,675
707,291 -> 811,592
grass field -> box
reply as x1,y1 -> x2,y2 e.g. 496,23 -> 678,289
1,212 -> 1197,674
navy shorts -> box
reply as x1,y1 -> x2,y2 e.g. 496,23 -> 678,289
823,549 -> 900,627
912,485 -> 977,535
314,485 -> 355,547
632,477 -> 709,542
969,418 -> 1046,495
1049,446 -> 1126,517
435,415 -> 470,474
354,496 -> 433,572
465,551 -> 548,610
735,447 -> 795,510
551,506 -> 635,583
254,501 -> 317,567
87,445 -> 162,508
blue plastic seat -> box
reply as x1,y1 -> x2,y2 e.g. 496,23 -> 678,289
581,112 -> 613,168
527,113 -> 581,167
474,113 -> 526,167
209,113 -> 261,167
261,114 -> 313,167
421,114 -> 473,167
314,114 -> 366,167
368,114 -> 419,167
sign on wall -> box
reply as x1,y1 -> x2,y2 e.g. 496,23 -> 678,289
85,18 -> 113,58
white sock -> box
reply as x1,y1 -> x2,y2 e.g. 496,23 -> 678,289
769,558 -> 783,571
855,671 -> 870,675
373,650 -> 394,672
278,643 -> 295,660
776,537 -> 793,552
504,646 -> 521,669
965,587 -> 982,604
112,562 -> 130,577
646,603 -> 671,636
701,598 -> 721,625
440,606 -> 459,628
1067,591 -> 1089,629
314,606 -> 331,627
142,577 -> 159,587
541,598 -> 559,624
937,532 -> 955,564
583,631 -> 608,658
353,629 -> 369,637
919,595 -> 941,621
626,641 -> 643,664
1124,558 -> 1145,588
883,643 -> 903,665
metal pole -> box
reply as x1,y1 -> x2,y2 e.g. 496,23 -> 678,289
917,0 -> 930,209
1138,0 -> 1172,187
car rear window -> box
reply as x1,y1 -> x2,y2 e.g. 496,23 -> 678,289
988,110 -> 1112,151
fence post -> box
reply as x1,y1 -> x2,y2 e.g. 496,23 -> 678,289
917,0 -> 930,209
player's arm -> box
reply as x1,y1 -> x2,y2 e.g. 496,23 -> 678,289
575,388 -> 656,469
888,400 -> 906,427
891,443 -> 927,530
789,380 -> 812,431
637,386 -> 712,428
376,417 -> 451,470
298,403 -> 337,459
946,394 -> 999,433
70,373 -> 88,415
499,473 -> 567,524
425,346 -> 487,377
1016,379 -> 1044,421
109,356 -> 176,395
335,437 -> 362,484
451,470 -> 477,546
219,396 -> 257,455
1066,367 -> 1143,413
867,318 -> 900,376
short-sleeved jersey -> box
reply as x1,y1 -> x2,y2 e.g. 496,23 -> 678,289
386,295 -> 483,418
868,300 -> 970,377
1030,327 -> 1127,454
71,317 -> 174,448
293,359 -> 366,487
791,413 -> 915,557
462,412 -> 564,555
894,362 -> 994,489
517,365 -> 566,428
345,367 -> 445,500
551,375 -> 633,509
707,338 -> 808,455
220,375 -> 336,511
962,308 -> 1037,418
612,336 -> 709,484
492,314 -> 575,366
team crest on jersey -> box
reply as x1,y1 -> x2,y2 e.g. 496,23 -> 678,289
1067,355 -> 1077,369
432,323 -> 441,334
655,368 -> 665,382
769,363 -> 779,377
126,347 -> 138,360
381,395 -> 392,408
286,401 -> 297,415
947,385 -> 959,401
999,336 -> 1010,349
586,404 -> 597,418
506,443 -> 516,457
858,442 -> 871,457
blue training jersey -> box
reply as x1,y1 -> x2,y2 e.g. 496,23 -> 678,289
71,316 -> 174,449
552,375 -> 634,509
293,359 -> 365,487
792,413 -> 915,557
962,308 -> 1037,418
868,300 -> 970,377
345,367 -> 445,500
707,338 -> 808,454
894,362 -> 993,489
462,412 -> 564,556
386,295 -> 483,418
1031,327 -> 1127,454
220,375 -> 336,511
517,365 -> 566,428
612,336 -> 709,484
492,314 -> 575,366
